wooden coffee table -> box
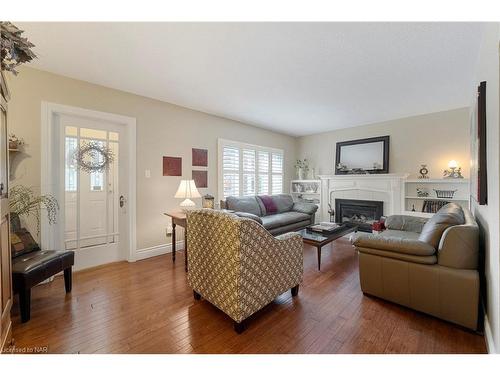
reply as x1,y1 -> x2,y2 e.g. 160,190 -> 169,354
298,224 -> 358,270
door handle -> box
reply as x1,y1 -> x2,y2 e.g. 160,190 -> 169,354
119,195 -> 125,208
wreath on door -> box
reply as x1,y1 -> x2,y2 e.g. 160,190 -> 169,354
73,141 -> 115,173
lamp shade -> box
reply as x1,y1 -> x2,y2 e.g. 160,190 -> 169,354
174,180 -> 201,199
448,160 -> 459,169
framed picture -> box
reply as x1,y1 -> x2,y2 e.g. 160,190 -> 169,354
163,156 -> 182,176
192,148 -> 208,167
192,170 -> 208,188
470,81 -> 487,205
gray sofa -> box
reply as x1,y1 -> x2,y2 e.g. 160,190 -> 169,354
352,203 -> 480,330
222,194 -> 318,235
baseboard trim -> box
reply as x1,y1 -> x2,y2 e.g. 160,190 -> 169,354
484,313 -> 497,354
131,241 -> 184,262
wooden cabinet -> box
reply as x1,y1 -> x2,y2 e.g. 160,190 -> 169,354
0,71 -> 13,353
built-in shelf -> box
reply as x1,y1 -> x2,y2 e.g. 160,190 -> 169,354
290,180 -> 321,223
404,178 -> 470,217
405,196 -> 469,202
405,178 -> 469,184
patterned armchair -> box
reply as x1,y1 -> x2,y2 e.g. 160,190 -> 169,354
187,209 -> 303,333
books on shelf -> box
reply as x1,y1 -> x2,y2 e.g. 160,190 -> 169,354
422,200 -> 450,213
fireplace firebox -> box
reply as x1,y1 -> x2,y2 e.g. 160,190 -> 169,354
335,199 -> 383,232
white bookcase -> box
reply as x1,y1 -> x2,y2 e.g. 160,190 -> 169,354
403,179 -> 470,218
290,180 -> 321,222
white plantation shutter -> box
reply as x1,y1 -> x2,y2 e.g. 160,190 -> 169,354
218,139 -> 283,199
242,149 -> 256,196
257,151 -> 269,194
271,153 -> 283,173
271,153 -> 283,194
222,146 -> 240,198
271,175 -> 283,194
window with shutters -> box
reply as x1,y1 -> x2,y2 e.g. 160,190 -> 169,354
218,139 -> 284,199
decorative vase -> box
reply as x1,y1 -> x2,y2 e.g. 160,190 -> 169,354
296,167 -> 304,180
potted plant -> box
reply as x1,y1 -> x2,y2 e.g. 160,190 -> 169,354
1,22 -> 37,75
8,133 -> 25,150
9,185 -> 59,235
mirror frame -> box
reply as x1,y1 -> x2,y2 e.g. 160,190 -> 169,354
335,135 -> 390,175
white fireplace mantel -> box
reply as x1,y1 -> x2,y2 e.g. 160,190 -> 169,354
317,173 -> 410,222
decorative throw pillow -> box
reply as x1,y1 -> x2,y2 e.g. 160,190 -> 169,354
258,195 -> 277,215
11,228 -> 40,258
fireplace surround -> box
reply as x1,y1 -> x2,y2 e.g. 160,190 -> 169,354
335,198 -> 383,232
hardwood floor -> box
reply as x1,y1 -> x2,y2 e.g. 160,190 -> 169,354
9,239 -> 486,354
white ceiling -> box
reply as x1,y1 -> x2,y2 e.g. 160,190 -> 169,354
18,22 -> 484,137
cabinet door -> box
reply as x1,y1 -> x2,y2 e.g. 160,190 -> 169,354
0,89 -> 12,352
0,99 -> 6,197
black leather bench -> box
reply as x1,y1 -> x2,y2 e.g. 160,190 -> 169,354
12,250 -> 74,322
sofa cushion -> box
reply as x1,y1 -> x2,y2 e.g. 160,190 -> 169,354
357,247 -> 437,265
225,196 -> 263,217
385,215 -> 428,233
267,220 -> 312,236
353,233 -> 436,256
380,229 -> 420,241
258,195 -> 278,215
271,194 -> 294,214
292,202 -> 318,215
261,212 -> 311,230
418,203 -> 465,249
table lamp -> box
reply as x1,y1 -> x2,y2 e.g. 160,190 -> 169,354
443,160 -> 463,179
174,180 -> 201,209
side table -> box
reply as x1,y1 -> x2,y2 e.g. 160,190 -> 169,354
164,211 -> 188,271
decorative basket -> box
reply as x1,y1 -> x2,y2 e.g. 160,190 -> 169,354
433,189 -> 457,199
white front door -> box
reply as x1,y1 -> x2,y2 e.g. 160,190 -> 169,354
57,114 -> 129,270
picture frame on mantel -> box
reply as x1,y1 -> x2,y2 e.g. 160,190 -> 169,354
470,81 -> 487,205
335,135 -> 390,175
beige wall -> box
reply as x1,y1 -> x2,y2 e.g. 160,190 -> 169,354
297,108 -> 471,179
470,23 -> 500,354
6,67 -> 298,251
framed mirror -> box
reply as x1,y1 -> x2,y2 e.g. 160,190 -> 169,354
335,136 -> 390,175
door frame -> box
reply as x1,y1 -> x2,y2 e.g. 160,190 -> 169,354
40,102 -> 137,263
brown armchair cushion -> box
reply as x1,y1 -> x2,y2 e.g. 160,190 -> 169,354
384,215 -> 428,233
353,233 -> 436,256
418,203 -> 465,248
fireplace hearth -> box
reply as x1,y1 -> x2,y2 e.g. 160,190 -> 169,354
335,198 -> 383,232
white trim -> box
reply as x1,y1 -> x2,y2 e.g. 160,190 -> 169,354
131,241 -> 184,262
40,102 -> 137,262
484,313 -> 497,354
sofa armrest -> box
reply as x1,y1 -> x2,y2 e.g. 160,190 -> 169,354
384,215 -> 429,233
234,211 -> 263,224
292,202 -> 318,215
275,232 -> 302,242
438,224 -> 479,269
353,233 -> 435,256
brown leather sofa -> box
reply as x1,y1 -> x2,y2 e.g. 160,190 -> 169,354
352,203 -> 480,330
